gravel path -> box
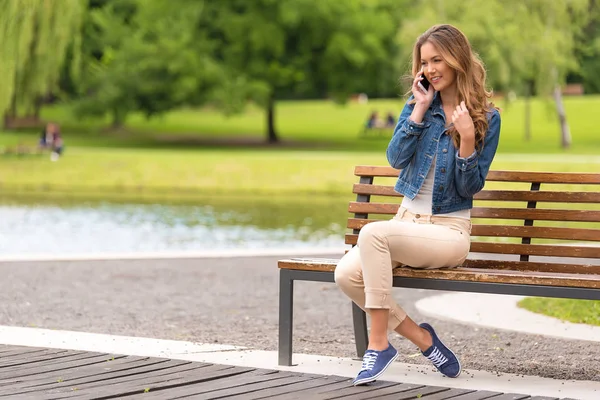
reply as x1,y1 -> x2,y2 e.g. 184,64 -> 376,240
0,255 -> 598,382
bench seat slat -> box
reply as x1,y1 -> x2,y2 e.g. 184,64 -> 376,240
345,233 -> 600,258
279,258 -> 600,274
460,259 -> 600,274
352,184 -> 600,203
278,258 -> 600,289
354,166 -> 600,184
347,219 -> 600,242
348,202 -> 600,222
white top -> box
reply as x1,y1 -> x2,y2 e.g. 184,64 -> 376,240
401,157 -> 471,219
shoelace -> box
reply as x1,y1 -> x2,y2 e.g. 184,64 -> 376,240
359,350 -> 379,372
426,346 -> 448,367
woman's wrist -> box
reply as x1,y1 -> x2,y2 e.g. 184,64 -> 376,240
459,136 -> 475,158
410,103 -> 429,124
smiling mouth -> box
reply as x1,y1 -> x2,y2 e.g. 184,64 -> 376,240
430,77 -> 441,84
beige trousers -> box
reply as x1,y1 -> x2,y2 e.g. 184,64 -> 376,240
334,207 -> 471,331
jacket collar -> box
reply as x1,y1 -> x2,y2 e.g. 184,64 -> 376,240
430,91 -> 444,118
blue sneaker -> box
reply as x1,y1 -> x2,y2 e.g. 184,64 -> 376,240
420,323 -> 461,378
352,343 -> 399,386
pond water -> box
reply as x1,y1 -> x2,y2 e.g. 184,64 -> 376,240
0,196 -> 350,255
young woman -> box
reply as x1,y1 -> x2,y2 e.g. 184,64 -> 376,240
335,24 -> 501,386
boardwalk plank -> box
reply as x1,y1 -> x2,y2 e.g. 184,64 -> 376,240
414,388 -> 478,399
0,348 -> 63,362
268,377 -> 356,399
357,385 -> 452,400
217,375 -> 349,400
11,357 -> 161,385
489,394 -> 532,400
49,364 -> 253,399
0,352 -> 112,380
127,370 -> 289,399
0,350 -> 83,368
0,363 -> 227,399
182,374 -> 317,400
318,382 -> 423,399
39,363 -> 215,397
0,358 -> 180,395
528,397 -> 559,400
0,346 -> 41,354
445,391 -> 506,400
0,354 -> 129,383
0,354 -> 134,382
51,359 -> 192,389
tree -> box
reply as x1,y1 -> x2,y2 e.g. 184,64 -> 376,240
396,0 -> 590,148
574,0 -> 600,94
0,0 -> 85,127
206,0 -> 400,143
73,0 -> 224,128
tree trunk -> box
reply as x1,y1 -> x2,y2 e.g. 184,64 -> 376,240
111,108 -> 125,130
9,91 -> 17,120
3,93 -> 18,129
266,93 -> 278,143
524,81 -> 533,141
552,85 -> 571,149
33,96 -> 42,119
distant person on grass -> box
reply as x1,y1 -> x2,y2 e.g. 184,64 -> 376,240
39,122 -> 64,161
385,111 -> 396,128
335,24 -> 501,386
363,111 -> 384,133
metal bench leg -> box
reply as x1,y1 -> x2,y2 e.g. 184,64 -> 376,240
278,269 -> 294,366
352,303 -> 368,358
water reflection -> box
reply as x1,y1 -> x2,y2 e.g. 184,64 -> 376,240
0,196 -> 350,255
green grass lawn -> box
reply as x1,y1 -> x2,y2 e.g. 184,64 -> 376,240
1,95 -> 599,201
1,147 -> 598,201
518,298 -> 600,326
2,95 -> 600,153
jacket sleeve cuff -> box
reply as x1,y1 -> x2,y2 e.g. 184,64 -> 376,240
404,118 -> 426,136
455,150 -> 478,171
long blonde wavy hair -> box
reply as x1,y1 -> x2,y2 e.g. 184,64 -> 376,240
408,24 -> 496,150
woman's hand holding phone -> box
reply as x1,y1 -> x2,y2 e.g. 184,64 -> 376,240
412,70 -> 434,106
409,70 -> 434,124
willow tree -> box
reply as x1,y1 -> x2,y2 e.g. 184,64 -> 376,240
396,0 -> 590,149
0,0 -> 85,126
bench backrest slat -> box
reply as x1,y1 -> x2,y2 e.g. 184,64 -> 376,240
348,202 -> 600,222
353,184 -> 600,203
347,219 -> 600,242
354,166 -> 600,184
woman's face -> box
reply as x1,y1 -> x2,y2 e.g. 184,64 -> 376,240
420,41 -> 456,93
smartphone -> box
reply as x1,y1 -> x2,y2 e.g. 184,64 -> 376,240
418,72 -> 430,94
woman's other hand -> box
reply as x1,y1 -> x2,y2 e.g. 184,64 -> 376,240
452,101 -> 475,139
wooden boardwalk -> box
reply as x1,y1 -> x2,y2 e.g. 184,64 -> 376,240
0,344 -> 568,399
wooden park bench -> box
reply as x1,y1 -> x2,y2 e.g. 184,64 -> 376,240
278,166 -> 600,366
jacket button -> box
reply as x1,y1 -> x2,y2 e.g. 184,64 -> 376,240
442,148 -> 448,153
439,185 -> 444,191
441,168 -> 446,173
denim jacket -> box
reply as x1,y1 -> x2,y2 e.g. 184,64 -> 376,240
386,93 -> 501,215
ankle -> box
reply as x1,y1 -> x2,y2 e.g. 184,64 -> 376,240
367,339 -> 389,351
418,328 -> 433,352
